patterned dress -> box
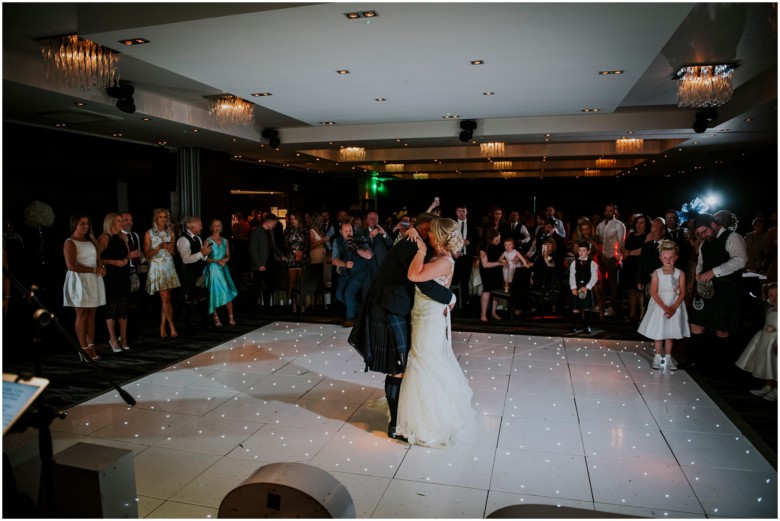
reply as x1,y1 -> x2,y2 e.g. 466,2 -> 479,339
284,226 -> 308,268
63,239 -> 106,308
204,237 -> 238,314
146,228 -> 180,295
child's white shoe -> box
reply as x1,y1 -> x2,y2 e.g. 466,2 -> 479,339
762,389 -> 777,402
663,355 -> 677,370
651,354 -> 662,370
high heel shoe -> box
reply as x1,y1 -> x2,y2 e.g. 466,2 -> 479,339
80,346 -> 100,362
170,327 -> 178,338
109,338 -> 122,353
213,315 -> 223,327
228,315 -> 236,326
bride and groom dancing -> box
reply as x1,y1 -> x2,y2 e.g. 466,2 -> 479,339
349,213 -> 475,447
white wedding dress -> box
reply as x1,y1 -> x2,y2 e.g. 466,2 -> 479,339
396,256 -> 476,447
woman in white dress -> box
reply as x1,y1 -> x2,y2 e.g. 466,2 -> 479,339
397,218 -> 476,447
63,212 -> 106,361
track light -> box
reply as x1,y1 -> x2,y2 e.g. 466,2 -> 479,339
693,109 -> 717,134
459,120 -> 476,142
261,128 -> 280,148
106,83 -> 136,114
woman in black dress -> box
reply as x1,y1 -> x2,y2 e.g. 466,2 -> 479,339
621,214 -> 651,323
98,212 -> 132,352
478,227 -> 505,321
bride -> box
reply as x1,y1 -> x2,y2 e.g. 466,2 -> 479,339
396,217 -> 476,447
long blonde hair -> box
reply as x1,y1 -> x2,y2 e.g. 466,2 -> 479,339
151,208 -> 172,234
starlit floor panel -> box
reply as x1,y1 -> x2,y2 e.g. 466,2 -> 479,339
37,322 -> 779,518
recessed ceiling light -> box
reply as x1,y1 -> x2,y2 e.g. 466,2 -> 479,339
483,92 -> 494,96
598,69 -> 624,75
157,141 -> 167,145
74,102 -> 85,106
345,12 -> 360,19
581,108 -> 600,112
442,114 -> 460,119
470,60 -> 485,65
374,98 -> 386,102
119,38 -> 149,46
336,69 -> 350,75
320,121 -> 335,125
142,117 -> 151,121
251,92 -> 272,97
192,129 -> 199,133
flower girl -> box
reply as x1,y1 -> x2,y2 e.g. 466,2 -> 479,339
735,282 -> 778,401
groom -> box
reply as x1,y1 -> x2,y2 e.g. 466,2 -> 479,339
349,212 -> 455,440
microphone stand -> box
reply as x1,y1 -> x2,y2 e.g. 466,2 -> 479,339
3,266 -> 136,516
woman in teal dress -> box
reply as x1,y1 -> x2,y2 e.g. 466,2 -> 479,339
204,218 -> 238,326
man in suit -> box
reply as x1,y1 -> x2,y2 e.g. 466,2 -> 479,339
454,202 -> 480,310
176,215 -> 213,330
121,212 -> 147,341
507,210 -> 531,250
249,213 -> 286,315
349,213 -> 455,440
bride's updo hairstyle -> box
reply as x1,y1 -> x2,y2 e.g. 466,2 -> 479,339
430,218 -> 464,254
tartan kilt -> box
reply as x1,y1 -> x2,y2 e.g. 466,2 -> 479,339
348,303 -> 408,374
688,277 -> 743,332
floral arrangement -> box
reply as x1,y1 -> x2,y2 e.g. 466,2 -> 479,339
23,200 -> 55,228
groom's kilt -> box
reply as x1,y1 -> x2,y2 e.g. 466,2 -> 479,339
348,303 -> 407,373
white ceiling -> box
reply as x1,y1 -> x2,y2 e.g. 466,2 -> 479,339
2,2 -> 777,179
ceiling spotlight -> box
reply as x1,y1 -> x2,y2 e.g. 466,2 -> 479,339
106,83 -> 136,114
693,109 -> 718,134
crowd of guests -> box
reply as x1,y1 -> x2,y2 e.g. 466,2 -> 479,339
19,198 -> 771,398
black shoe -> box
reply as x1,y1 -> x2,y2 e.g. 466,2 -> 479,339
584,326 -> 592,334
388,424 -> 408,443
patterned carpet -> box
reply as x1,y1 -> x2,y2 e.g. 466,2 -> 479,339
3,291 -> 776,470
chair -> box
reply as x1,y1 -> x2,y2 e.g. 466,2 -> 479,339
290,264 -> 323,318
488,289 -> 514,319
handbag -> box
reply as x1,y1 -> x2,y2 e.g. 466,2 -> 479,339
129,272 -> 140,293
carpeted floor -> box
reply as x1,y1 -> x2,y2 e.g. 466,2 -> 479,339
3,291 -> 776,470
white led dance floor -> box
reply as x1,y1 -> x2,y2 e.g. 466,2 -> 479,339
41,322 -> 777,518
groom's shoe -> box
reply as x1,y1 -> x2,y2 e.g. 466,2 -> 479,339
388,423 -> 408,443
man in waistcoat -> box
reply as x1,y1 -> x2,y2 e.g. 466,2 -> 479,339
176,215 -> 212,330
249,213 -> 285,316
681,213 -> 747,372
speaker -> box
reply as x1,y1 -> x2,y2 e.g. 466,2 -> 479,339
219,462 -> 354,518
459,120 -> 476,142
106,84 -> 136,114
262,129 -> 280,148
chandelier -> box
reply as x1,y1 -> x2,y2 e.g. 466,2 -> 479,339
500,171 -> 517,179
207,95 -> 254,127
339,147 -> 366,161
595,158 -> 616,168
385,163 -> 405,172
492,161 -> 513,170
615,137 -> 644,154
674,64 -> 735,108
413,173 -> 429,180
41,35 -> 119,90
583,169 -> 600,176
479,142 -> 505,157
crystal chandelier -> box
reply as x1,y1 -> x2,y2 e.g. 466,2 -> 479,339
492,161 -> 513,170
339,147 -> 366,161
500,171 -> 517,179
595,158 -> 616,168
583,169 -> 600,176
385,163 -> 405,172
674,64 -> 735,108
208,95 -> 254,127
479,142 -> 505,157
615,137 -> 644,154
41,35 -> 119,90
413,173 -> 429,180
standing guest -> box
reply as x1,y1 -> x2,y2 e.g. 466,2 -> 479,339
348,213 -> 455,441
97,212 -> 132,352
250,213 -> 285,315
546,205 -> 567,239
506,210 -> 531,250
144,208 -> 180,338
744,217 -> 768,273
569,242 -> 599,334
454,202 -> 480,310
230,211 -> 251,276
283,210 -> 309,313
307,213 -> 327,310
121,212 -> 146,341
331,222 -> 373,327
204,218 -> 238,326
478,227 -> 505,321
63,212 -> 106,361
531,237 -> 562,313
665,209 -> 692,271
177,215 -> 213,330
682,213 -> 748,371
621,214 -> 651,323
637,240 -> 690,370
595,203 -> 626,318
735,282 -> 778,401
483,206 -> 509,240
364,211 -> 393,268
